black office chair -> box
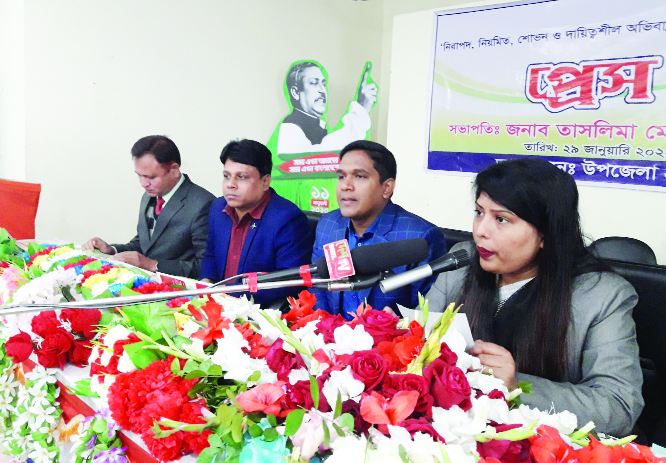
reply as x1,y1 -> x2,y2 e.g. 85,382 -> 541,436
439,227 -> 473,251
606,259 -> 666,446
589,237 -> 657,266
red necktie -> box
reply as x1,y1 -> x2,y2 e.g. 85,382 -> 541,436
155,197 -> 165,216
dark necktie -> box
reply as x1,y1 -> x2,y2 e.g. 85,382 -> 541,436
155,197 -> 165,216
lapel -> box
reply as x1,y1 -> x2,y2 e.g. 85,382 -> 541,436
146,175 -> 190,252
138,194 -> 151,249
239,218 -> 261,271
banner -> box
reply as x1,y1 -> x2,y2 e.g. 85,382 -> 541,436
428,0 -> 666,190
267,60 -> 378,212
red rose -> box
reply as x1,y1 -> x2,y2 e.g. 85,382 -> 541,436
36,328 -> 74,369
5,331 -> 33,363
423,358 -> 472,411
342,399 -> 371,434
349,350 -> 389,390
281,380 -> 321,416
438,343 -> 458,366
315,315 -> 346,343
382,373 -> 434,418
478,423 -> 531,463
265,339 -> 306,382
355,309 -> 408,346
61,308 -> 102,340
400,417 -> 445,442
69,340 -> 93,367
31,311 -> 61,337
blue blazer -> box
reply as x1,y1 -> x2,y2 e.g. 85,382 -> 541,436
200,189 -> 314,306
311,202 -> 447,317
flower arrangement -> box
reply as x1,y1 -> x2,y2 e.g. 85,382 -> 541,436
1,234 -> 664,463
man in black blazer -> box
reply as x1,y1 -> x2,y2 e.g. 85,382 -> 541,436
83,136 -> 215,278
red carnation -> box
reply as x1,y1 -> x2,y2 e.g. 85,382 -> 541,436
315,315 -> 346,344
281,380 -> 318,416
5,331 -> 34,363
349,349 -> 389,390
423,358 -> 472,411
265,339 -> 306,382
61,308 -> 101,340
31,311 -> 61,337
69,340 -> 93,367
36,328 -> 74,369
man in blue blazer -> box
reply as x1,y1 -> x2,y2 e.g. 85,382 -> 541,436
312,140 -> 447,319
200,139 -> 313,307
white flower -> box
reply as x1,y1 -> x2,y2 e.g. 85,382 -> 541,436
287,368 -> 310,385
180,320 -> 202,338
466,371 -> 508,395
117,351 -> 137,373
329,324 -> 373,355
472,394 -> 510,425
441,330 -> 481,371
30,403 -> 57,428
322,366 -> 365,405
10,267 -> 78,305
0,374 -> 20,397
28,385 -> 51,408
507,404 -> 578,435
102,324 -> 133,349
28,441 -> 57,463
211,294 -> 260,321
182,338 -> 209,361
15,386 -> 30,408
431,405 -> 484,454
210,326 -> 276,385
26,365 -> 57,390
248,309 -> 283,343
91,281 -> 110,297
90,374 -> 115,401
0,392 -> 15,414
326,435 -> 371,463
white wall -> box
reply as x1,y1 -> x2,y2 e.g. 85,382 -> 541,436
19,0 -> 383,244
387,7 -> 666,263
0,0 -> 26,181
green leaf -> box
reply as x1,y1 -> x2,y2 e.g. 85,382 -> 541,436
196,446 -> 220,463
248,370 -> 261,382
399,444 -> 410,463
208,433 -> 223,448
183,359 -> 200,374
171,357 -> 182,375
248,425 -> 263,438
199,359 -> 214,373
332,422 -> 346,437
123,341 -> 166,369
267,414 -> 277,427
334,391 -> 342,419
322,420 -> 331,447
309,375 -> 319,410
216,404 -> 236,428
184,370 -> 208,380
230,413 -> 243,443
208,364 -> 223,376
263,428 -> 279,442
119,286 -> 141,297
68,378 -> 99,398
284,409 -> 306,436
338,413 -> 355,433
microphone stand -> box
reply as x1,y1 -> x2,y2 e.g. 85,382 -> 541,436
0,277 -> 338,316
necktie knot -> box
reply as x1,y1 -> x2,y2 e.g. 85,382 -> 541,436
155,197 -> 165,216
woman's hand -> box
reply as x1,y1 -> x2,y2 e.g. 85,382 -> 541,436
470,340 -> 517,389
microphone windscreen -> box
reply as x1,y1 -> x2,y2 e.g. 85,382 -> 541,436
351,238 -> 429,274
315,256 -> 330,279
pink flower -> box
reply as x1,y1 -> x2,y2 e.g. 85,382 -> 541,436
359,390 -> 419,426
236,383 -> 285,416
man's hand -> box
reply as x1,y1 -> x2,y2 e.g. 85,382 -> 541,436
113,251 -> 158,273
82,237 -> 115,254
356,63 -> 378,114
470,340 -> 517,389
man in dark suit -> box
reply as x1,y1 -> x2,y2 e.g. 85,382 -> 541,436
200,139 -> 313,306
311,140 -> 447,320
83,135 -> 215,278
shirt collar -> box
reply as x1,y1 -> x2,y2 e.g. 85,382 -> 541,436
160,174 -> 185,205
224,189 -> 272,222
347,214 -> 380,240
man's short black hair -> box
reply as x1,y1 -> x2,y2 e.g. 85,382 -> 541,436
131,135 -> 181,166
339,140 -> 397,184
220,139 -> 273,178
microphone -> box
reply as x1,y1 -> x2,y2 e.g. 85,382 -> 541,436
255,238 -> 430,283
379,249 -> 470,293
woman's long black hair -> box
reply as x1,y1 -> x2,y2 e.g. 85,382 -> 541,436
461,158 -> 606,381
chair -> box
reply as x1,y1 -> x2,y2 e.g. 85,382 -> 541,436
439,227 -> 473,251
304,210 -> 322,237
589,237 -> 657,266
0,179 -> 42,239
605,259 -> 666,446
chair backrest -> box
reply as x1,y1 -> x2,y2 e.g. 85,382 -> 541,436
0,179 -> 42,239
605,259 -> 666,446
439,227 -> 473,252
303,211 -> 322,237
589,236 -> 657,265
